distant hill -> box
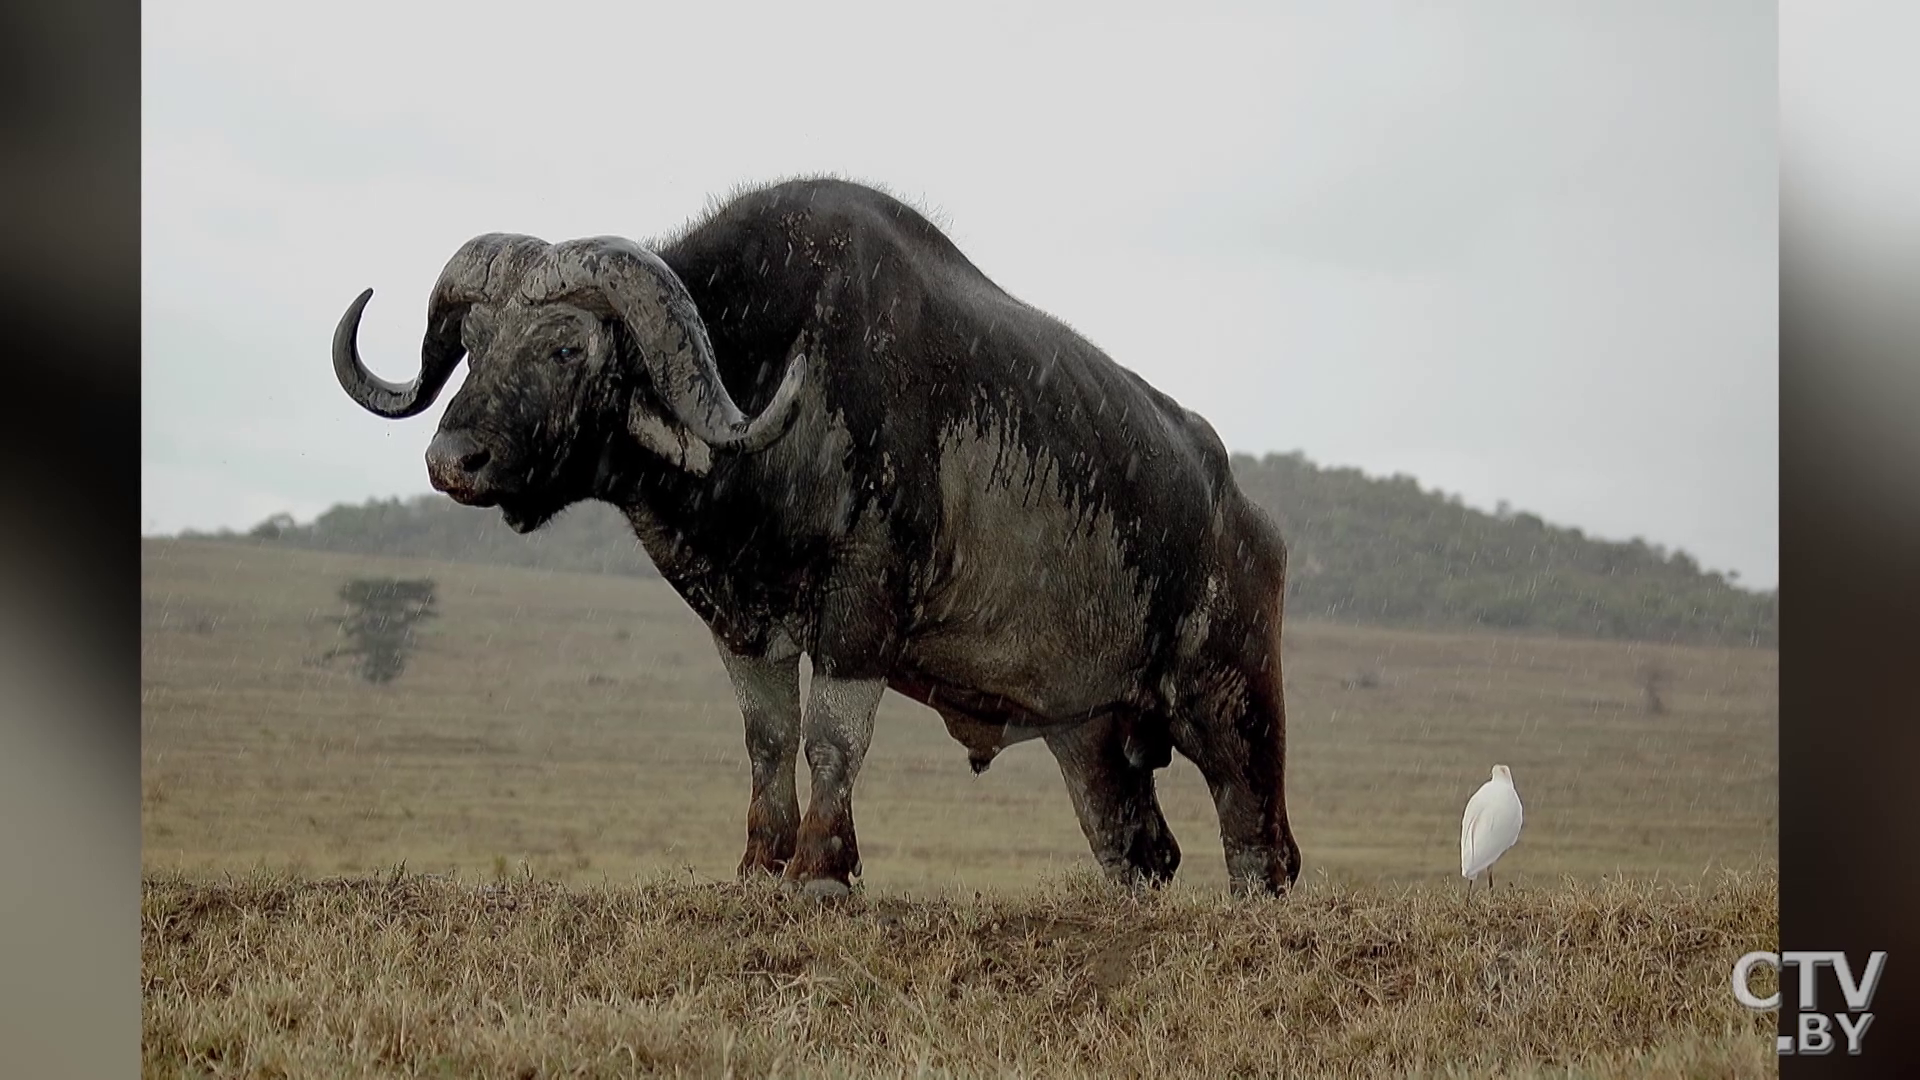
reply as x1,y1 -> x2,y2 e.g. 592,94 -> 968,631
1231,453 -> 1774,647
220,498 -> 657,579
188,452 -> 1776,647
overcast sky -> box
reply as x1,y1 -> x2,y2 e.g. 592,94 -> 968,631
142,1 -> 1777,587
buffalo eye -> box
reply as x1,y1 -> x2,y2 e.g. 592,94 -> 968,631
551,345 -> 583,364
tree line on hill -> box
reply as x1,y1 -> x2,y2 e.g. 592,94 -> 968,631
193,451 -> 1776,648
1229,453 -> 1774,647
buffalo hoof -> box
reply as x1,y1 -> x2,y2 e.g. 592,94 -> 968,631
794,877 -> 852,901
737,858 -> 788,881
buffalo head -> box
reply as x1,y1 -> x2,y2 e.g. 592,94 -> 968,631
332,235 -> 806,532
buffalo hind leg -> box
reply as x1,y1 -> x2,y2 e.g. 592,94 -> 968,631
784,666 -> 885,898
715,635 -> 804,878
1171,668 -> 1302,898
1045,714 -> 1181,888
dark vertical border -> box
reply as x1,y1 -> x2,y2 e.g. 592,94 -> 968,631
0,0 -> 142,1075
1780,5 -> 1920,1075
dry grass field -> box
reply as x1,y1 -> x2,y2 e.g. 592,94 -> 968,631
140,536 -> 1780,1076
142,869 -> 1778,1079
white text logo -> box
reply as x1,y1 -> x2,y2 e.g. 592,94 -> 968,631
1733,950 -> 1888,1056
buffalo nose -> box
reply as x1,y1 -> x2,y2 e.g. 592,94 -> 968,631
425,430 -> 492,493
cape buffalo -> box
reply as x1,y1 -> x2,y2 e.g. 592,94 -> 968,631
331,178 -> 1301,896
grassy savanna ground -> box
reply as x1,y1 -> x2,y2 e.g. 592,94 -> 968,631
141,537 -> 1780,1076
143,870 -> 1779,1078
141,539 -> 1776,892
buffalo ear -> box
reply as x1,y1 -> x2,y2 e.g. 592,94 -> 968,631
623,346 -> 811,475
628,398 -> 714,475
531,237 -> 806,451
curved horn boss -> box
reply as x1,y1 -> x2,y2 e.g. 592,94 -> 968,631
331,233 -> 550,418
524,237 -> 805,451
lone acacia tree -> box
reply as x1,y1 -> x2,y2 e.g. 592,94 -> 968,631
1639,660 -> 1671,716
322,577 -> 439,684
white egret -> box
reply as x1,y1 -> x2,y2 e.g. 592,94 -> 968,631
1460,764 -> 1523,890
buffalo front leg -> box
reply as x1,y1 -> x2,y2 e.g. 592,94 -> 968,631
1044,714 -> 1181,888
716,636 -> 803,878
784,666 -> 885,898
